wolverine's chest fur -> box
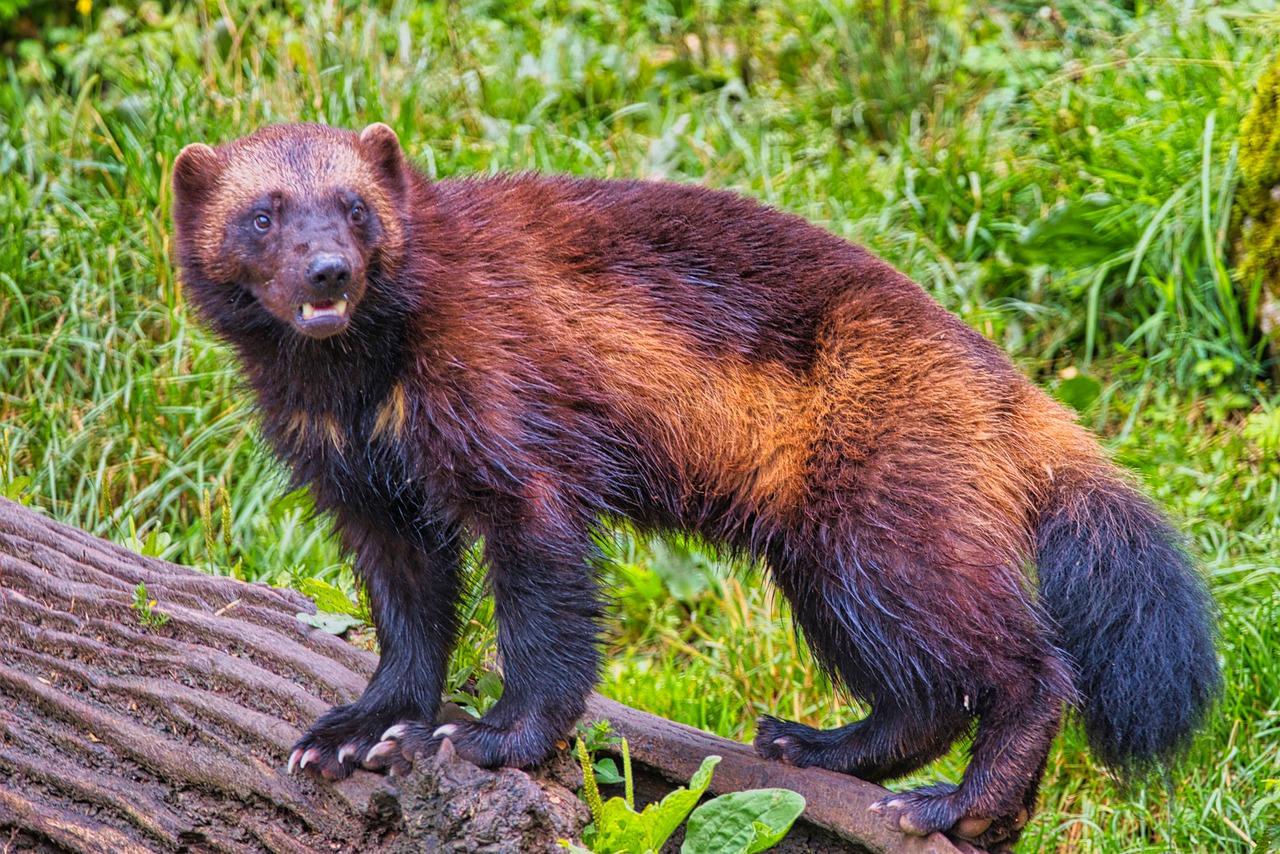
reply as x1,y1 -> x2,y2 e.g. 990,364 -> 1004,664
265,381 -> 409,457
255,381 -> 433,525
254,367 -> 519,534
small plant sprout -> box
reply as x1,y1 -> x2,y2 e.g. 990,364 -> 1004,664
132,582 -> 170,629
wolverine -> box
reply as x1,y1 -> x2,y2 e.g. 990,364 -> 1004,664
171,122 -> 1219,851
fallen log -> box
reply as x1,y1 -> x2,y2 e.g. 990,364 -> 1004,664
0,496 -> 969,853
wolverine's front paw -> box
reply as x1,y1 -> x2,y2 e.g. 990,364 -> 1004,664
872,782 -> 1028,853
366,717 -> 562,772
288,703 -> 427,781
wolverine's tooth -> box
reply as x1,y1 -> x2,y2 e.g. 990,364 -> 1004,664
334,299 -> 348,317
301,303 -> 315,320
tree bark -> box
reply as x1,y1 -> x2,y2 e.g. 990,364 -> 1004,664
0,497 -> 969,854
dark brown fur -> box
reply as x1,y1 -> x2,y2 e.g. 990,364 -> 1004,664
171,123 -> 1219,851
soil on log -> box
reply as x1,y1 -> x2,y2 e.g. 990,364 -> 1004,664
0,497 -> 970,854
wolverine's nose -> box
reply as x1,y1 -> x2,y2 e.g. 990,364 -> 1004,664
307,254 -> 350,292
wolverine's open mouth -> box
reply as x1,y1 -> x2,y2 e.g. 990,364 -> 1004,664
295,299 -> 350,338
301,299 -> 349,321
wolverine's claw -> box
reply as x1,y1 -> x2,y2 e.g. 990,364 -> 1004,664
365,739 -> 399,764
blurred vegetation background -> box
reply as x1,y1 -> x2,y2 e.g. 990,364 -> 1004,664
1,0 -> 1278,850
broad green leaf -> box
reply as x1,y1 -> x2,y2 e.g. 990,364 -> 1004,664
639,755 -> 721,850
3,476 -> 31,502
1056,373 -> 1102,413
594,757 -> 625,785
298,577 -> 362,617
687,754 -> 720,792
681,789 -> 805,854
742,793 -> 806,853
589,797 -> 651,854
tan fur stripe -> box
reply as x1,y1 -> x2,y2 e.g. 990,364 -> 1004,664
372,382 -> 408,440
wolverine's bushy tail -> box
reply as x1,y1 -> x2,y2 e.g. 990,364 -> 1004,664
1035,469 -> 1221,772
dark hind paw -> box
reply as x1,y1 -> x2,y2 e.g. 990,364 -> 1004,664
366,716 -> 562,772
754,715 -> 822,766
752,717 -> 803,763
289,702 -> 429,781
873,782 -> 1028,852
753,714 -> 920,781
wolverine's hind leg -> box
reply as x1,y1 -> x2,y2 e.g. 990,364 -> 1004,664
755,702 -> 970,782
760,532 -> 1074,850
755,553 -> 972,782
875,677 -> 1067,852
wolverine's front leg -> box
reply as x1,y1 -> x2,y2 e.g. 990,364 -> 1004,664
372,508 -> 603,769
290,512 -> 464,780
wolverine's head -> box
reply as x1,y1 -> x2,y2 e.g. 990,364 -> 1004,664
171,123 -> 409,340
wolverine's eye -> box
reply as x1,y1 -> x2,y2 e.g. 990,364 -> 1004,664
252,213 -> 272,232
349,203 -> 366,224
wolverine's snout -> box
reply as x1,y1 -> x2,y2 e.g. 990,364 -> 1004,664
307,253 -> 352,293
286,251 -> 359,339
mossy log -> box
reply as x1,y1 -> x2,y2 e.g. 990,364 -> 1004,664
1235,54 -> 1280,361
0,497 -> 970,854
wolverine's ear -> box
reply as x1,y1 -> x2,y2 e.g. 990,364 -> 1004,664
172,142 -> 224,210
359,122 -> 408,198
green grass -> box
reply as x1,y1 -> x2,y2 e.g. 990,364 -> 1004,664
2,0 -> 1278,851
